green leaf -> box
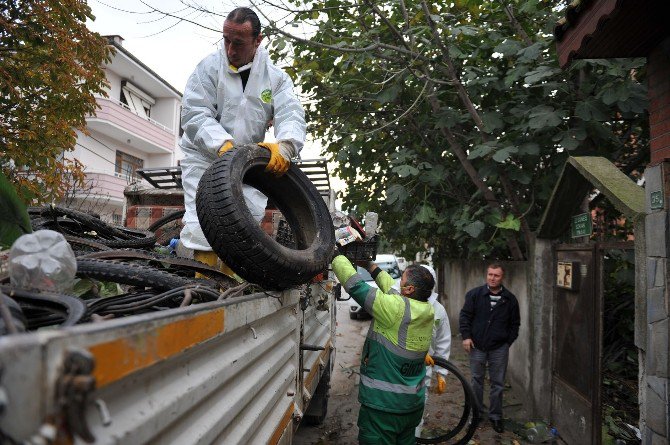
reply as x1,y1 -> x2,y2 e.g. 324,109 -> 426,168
602,81 -> 635,106
435,108 -> 461,128
516,42 -> 544,61
386,184 -> 408,205
72,278 -> 95,297
481,111 -> 504,131
452,25 -> 478,36
524,66 -> 559,84
0,170 -> 32,249
559,132 -> 580,150
508,169 -> 532,185
464,221 -> 485,238
274,38 -> 286,52
376,85 -> 401,104
528,105 -> 563,129
423,166 -> 447,186
393,164 -> 420,177
518,142 -> 540,155
467,142 -> 497,159
495,214 -> 521,231
575,100 -> 610,121
493,39 -> 523,56
519,0 -> 539,13
416,205 -> 436,223
492,146 -> 518,162
99,281 -> 124,297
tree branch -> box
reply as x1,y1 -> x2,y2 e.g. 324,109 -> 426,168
425,86 -> 524,260
501,2 -> 533,46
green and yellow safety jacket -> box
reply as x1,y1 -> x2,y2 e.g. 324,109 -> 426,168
332,255 -> 435,413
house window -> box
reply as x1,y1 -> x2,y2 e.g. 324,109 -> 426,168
115,150 -> 144,180
120,81 -> 155,118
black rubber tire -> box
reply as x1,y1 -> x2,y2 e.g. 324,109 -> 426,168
416,358 -> 481,444
148,209 -> 185,232
39,206 -> 129,239
98,230 -> 157,249
196,145 -> 334,290
76,258 -> 194,292
0,285 -> 86,327
65,235 -> 112,254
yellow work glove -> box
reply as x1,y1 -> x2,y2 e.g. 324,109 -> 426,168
436,374 -> 446,394
258,142 -> 290,176
218,140 -> 234,157
425,354 -> 434,366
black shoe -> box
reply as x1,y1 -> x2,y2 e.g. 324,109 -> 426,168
491,419 -> 504,433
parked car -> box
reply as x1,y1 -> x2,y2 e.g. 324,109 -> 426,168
346,254 -> 401,319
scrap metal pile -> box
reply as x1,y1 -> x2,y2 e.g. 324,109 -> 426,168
0,206 -> 250,333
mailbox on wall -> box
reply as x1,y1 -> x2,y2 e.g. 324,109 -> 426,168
557,261 -> 580,291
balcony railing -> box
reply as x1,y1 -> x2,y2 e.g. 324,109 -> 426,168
87,97 -> 176,154
75,171 -> 131,203
101,96 -> 172,133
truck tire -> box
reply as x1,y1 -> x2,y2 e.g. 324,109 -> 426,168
99,229 -> 157,249
0,285 -> 86,327
39,206 -> 129,239
64,235 -> 112,254
196,145 -> 334,290
148,209 -> 185,232
76,258 -> 194,292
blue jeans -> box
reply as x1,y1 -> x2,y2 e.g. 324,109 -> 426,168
469,343 -> 509,421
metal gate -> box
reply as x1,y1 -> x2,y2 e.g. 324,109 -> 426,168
551,244 -> 601,445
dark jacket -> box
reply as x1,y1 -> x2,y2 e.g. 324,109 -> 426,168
459,284 -> 520,352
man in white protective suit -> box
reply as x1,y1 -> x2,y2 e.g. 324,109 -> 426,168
417,264 -> 452,437
179,7 -> 306,272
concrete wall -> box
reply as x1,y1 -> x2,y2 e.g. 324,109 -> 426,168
440,260 -> 532,411
642,160 -> 669,444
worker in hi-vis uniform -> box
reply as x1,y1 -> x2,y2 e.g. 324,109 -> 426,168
332,255 -> 437,444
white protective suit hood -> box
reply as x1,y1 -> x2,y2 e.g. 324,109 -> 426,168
420,264 -> 451,378
421,264 -> 439,304
179,43 -> 306,251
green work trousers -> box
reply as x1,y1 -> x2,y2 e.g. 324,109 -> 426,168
357,404 -> 424,445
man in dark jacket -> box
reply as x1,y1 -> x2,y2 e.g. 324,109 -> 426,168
459,263 -> 520,433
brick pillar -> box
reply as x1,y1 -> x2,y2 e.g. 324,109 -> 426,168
649,44 -> 670,163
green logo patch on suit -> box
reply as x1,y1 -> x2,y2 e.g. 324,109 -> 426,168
260,89 -> 272,103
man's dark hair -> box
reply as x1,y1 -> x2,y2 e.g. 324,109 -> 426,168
487,262 -> 505,274
226,7 -> 262,37
404,264 -> 435,301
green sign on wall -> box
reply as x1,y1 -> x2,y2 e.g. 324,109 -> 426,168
650,190 -> 663,210
571,213 -> 592,238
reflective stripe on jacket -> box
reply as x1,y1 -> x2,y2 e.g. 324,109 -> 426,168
332,255 -> 435,413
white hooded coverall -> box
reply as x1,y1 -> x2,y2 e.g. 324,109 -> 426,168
417,264 -> 452,435
179,45 -> 306,251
